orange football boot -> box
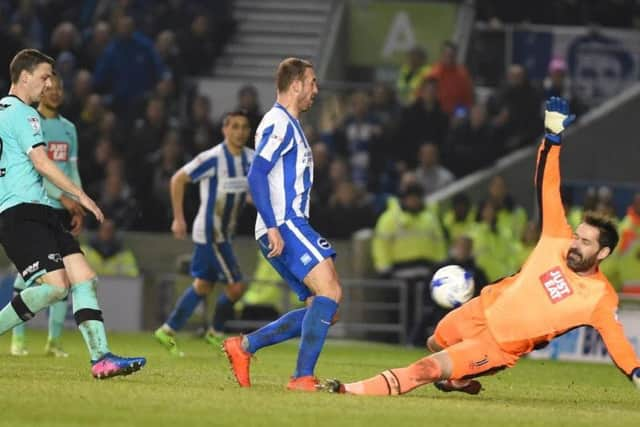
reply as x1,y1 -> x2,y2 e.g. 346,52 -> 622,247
222,336 -> 252,387
286,375 -> 320,392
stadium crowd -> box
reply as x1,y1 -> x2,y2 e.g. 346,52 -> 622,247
1,1 -> 638,301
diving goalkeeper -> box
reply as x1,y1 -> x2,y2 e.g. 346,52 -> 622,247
321,97 -> 640,395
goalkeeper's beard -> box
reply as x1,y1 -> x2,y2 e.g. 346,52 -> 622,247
567,248 -> 597,273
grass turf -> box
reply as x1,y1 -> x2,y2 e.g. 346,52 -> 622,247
0,330 -> 638,427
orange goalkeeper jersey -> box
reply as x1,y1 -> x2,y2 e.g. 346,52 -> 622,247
479,140 -> 640,375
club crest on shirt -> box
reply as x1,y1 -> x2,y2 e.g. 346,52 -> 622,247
27,116 -> 41,134
539,267 -> 573,303
47,141 -> 69,161
317,238 -> 331,250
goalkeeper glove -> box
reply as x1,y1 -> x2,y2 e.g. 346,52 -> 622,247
544,96 -> 576,144
632,367 -> 640,389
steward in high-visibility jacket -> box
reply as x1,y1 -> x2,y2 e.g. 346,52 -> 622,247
372,184 -> 447,276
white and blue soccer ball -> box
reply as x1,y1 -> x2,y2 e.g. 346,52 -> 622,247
430,265 -> 475,309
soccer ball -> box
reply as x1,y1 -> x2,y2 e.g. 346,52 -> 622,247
430,265 -> 475,309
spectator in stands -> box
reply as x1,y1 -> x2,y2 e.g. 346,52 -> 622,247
318,94 -> 348,151
152,74 -> 180,122
311,142 -> 332,207
82,138 -> 117,197
370,81 -> 401,134
543,57 -> 587,118
413,143 -> 455,196
236,85 -> 263,144
93,15 -> 166,112
128,97 -> 169,200
76,93 -> 105,148
410,235 -> 489,346
87,0 -> 146,30
372,182 -> 447,341
155,30 -> 184,90
95,169 -> 139,230
336,91 -> 383,191
82,219 -> 140,277
55,51 -> 78,93
396,77 -> 449,167
442,193 -> 477,242
482,174 -> 528,239
314,181 -> 376,239
329,157 -> 351,188
396,46 -> 431,106
10,0 -> 45,49
489,64 -> 542,153
370,82 -> 402,191
78,20 -> 111,70
98,110 -> 125,150
513,221 -> 541,269
595,185 -> 617,219
422,41 -> 474,115
129,97 -> 168,167
561,185 -> 584,229
0,14 -> 24,93
149,130 -> 189,231
443,103 -> 497,177
78,111 -> 123,186
372,183 -> 447,277
583,186 -> 600,212
62,69 -> 92,122
179,14 -> 217,75
605,192 -> 640,293
183,94 -> 218,156
49,21 -> 81,62
468,200 -> 518,282
445,236 -> 489,296
151,0 -> 194,34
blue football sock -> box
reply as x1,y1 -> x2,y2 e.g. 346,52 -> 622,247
212,293 -> 235,333
245,308 -> 306,354
294,296 -> 338,378
166,285 -> 204,331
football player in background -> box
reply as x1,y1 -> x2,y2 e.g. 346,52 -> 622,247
154,111 -> 254,355
0,49 -> 145,379
10,72 -> 85,357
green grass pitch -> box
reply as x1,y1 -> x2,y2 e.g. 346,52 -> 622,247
0,331 -> 638,427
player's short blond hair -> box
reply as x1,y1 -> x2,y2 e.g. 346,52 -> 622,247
276,58 -> 313,93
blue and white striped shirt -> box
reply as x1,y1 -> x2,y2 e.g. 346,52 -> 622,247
252,103 -> 314,239
182,142 -> 254,244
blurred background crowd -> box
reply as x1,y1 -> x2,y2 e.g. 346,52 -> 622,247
1,0 -> 640,340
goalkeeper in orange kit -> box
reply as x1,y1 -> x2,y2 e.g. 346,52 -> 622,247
321,97 -> 640,395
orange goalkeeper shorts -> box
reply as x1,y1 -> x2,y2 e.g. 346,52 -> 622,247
433,297 -> 519,380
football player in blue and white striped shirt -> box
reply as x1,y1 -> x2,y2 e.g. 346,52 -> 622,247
223,58 -> 343,391
154,111 -> 254,356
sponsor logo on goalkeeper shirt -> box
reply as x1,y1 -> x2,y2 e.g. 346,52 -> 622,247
540,267 -> 573,303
